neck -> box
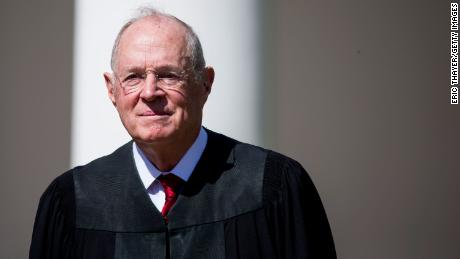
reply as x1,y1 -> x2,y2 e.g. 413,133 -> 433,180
135,127 -> 201,172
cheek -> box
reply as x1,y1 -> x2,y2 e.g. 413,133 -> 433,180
179,97 -> 205,123
115,95 -> 138,119
184,86 -> 207,106
182,92 -> 201,109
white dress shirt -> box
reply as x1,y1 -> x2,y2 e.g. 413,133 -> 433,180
132,127 -> 208,211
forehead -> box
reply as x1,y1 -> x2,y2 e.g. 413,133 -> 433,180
116,17 -> 189,70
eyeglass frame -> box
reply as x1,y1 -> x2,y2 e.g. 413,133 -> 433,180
112,67 -> 199,94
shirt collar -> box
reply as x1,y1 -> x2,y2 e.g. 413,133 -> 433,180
133,127 -> 208,189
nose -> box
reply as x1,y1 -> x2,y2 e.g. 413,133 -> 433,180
139,73 -> 164,101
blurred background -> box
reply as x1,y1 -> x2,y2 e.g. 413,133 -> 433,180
1,0 -> 459,258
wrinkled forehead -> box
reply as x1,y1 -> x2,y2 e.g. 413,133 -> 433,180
116,17 -> 190,69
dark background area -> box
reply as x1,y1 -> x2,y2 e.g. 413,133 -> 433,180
0,0 -> 73,258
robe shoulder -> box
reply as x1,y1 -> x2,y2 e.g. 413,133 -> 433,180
265,151 -> 336,258
29,143 -> 132,259
263,150 -> 320,205
223,149 -> 337,258
29,169 -> 76,259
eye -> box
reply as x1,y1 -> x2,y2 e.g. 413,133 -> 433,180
158,72 -> 181,85
123,73 -> 144,86
158,72 -> 179,79
124,73 -> 144,80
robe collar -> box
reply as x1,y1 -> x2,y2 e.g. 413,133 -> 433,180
133,127 -> 208,188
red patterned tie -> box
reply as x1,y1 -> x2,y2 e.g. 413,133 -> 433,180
158,174 -> 184,222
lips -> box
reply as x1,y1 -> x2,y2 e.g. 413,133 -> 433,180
139,110 -> 171,116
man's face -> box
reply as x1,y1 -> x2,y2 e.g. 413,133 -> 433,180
105,17 -> 213,145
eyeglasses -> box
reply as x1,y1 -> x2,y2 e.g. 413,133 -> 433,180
115,69 -> 189,94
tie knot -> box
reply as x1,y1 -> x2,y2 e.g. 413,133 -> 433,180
158,173 -> 183,199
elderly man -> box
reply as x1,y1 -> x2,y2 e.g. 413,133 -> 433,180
30,8 -> 336,259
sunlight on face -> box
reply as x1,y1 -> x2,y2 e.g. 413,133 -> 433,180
107,17 -> 210,145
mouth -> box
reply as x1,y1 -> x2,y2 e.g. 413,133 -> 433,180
138,110 -> 172,117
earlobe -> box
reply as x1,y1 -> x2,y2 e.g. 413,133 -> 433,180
103,72 -> 117,106
203,67 -> 215,94
203,82 -> 211,92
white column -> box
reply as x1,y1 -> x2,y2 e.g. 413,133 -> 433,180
71,0 -> 260,166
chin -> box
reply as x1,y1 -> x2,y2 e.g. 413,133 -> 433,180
134,126 -> 176,144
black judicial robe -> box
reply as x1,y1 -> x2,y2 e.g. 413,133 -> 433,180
30,130 -> 336,259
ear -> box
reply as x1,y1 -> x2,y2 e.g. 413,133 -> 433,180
202,66 -> 215,94
104,72 -> 117,106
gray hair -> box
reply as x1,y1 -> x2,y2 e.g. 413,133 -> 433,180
110,7 -> 206,76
